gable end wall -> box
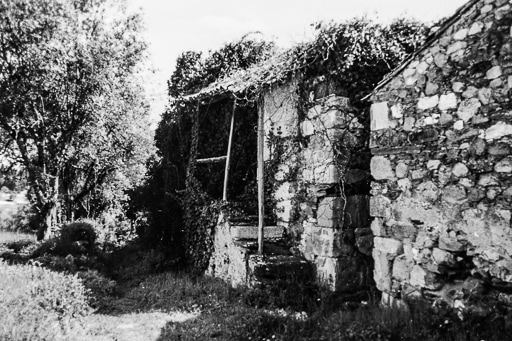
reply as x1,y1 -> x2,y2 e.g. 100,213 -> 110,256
369,0 -> 512,308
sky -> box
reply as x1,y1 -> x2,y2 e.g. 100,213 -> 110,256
126,0 -> 468,121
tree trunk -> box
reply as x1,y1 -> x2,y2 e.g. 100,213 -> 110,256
35,174 -> 60,240
37,203 -> 57,240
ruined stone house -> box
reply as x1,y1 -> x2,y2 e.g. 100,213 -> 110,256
181,0 -> 512,309
183,73 -> 373,291
368,0 -> 512,308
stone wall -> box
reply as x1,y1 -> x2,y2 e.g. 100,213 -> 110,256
264,79 -> 373,291
369,0 -> 512,308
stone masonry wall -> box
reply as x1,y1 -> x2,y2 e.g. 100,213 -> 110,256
264,79 -> 373,291
370,0 -> 512,309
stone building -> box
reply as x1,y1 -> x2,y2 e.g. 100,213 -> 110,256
368,0 -> 512,308
202,77 -> 373,291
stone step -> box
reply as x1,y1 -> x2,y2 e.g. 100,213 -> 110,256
234,240 -> 292,256
248,255 -> 314,286
231,225 -> 285,241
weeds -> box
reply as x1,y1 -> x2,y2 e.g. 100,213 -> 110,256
1,236 -> 512,340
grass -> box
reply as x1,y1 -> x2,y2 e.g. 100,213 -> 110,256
1,236 -> 512,341
0,260 -> 91,341
0,230 -> 36,244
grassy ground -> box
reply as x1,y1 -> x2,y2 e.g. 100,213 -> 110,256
1,237 -> 512,341
0,230 -> 36,243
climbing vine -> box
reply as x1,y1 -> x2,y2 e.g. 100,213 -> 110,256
144,17 -> 430,271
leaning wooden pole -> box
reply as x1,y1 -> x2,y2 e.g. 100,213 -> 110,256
257,100 -> 265,255
222,99 -> 237,201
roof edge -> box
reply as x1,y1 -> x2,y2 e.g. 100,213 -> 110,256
363,0 -> 480,101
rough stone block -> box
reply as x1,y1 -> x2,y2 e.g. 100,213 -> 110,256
307,104 -> 322,119
369,195 -> 391,219
417,95 -> 439,110
439,232 -> 465,252
442,185 -> 467,204
427,160 -> 441,170
370,102 -> 390,131
452,162 -> 469,177
305,226 -> 344,257
320,109 -> 344,129
395,163 -> 408,178
374,237 -> 403,257
457,98 -> 481,122
410,265 -> 443,290
301,120 -> 315,136
485,122 -> 512,141
317,197 -> 343,228
314,164 -> 339,184
371,156 -> 395,180
438,93 -> 458,110
432,248 -> 456,266
371,218 -> 385,237
486,66 -> 502,80
373,249 -> 392,292
478,173 -> 499,186
453,28 -> 468,40
447,41 -> 467,55
403,117 -> 415,131
391,104 -> 403,118
323,95 -> 351,110
392,255 -> 412,282
315,255 -> 369,292
495,157 -> 512,173
249,255 -> 312,283
468,21 -> 483,35
232,225 -> 285,240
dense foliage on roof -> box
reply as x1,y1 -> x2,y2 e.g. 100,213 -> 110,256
179,17 -> 430,106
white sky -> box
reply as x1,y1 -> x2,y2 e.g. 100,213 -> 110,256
127,0 -> 468,121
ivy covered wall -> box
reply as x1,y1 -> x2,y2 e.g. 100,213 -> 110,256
262,77 -> 373,291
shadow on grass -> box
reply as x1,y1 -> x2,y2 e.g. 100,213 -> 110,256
3,238 -> 512,341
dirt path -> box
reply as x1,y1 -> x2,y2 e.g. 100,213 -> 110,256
73,310 -> 200,341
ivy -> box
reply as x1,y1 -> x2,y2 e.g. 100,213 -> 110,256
146,17 -> 431,271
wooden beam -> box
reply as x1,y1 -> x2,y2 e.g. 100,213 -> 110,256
223,100 -> 237,201
196,156 -> 227,164
257,99 -> 265,255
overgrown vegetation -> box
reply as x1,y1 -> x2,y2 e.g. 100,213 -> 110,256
0,0 -> 154,240
2,237 -> 511,341
139,17 -> 430,272
0,260 -> 91,340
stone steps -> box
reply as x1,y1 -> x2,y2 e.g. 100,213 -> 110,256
248,254 -> 314,287
234,240 -> 292,256
231,225 -> 285,241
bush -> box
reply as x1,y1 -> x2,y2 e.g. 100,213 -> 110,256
50,220 -> 97,256
77,270 -> 117,310
0,260 -> 91,340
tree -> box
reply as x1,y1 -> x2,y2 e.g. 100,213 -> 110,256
0,0 -> 153,239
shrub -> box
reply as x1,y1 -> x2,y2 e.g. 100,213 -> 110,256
52,220 -> 97,256
77,270 -> 117,310
0,260 -> 91,340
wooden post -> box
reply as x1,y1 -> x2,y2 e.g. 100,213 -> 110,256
257,100 -> 265,255
223,100 -> 237,201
